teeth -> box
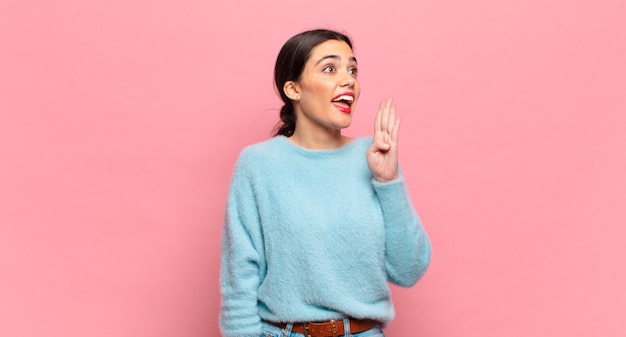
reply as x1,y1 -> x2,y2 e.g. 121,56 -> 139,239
333,95 -> 354,103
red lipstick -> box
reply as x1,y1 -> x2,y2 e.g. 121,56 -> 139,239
331,92 -> 355,114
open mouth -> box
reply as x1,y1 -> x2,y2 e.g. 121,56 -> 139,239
331,94 -> 354,113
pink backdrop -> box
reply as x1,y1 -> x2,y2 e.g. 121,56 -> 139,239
1,0 -> 625,336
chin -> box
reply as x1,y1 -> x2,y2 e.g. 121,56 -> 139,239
335,119 -> 353,129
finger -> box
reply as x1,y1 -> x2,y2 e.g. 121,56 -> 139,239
380,98 -> 391,134
387,102 -> 396,135
391,115 -> 401,144
374,99 -> 384,134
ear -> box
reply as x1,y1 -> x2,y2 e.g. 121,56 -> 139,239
283,81 -> 301,101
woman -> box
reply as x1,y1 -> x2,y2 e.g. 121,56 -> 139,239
220,29 -> 431,337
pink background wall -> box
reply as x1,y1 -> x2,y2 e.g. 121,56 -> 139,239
1,0 -> 625,336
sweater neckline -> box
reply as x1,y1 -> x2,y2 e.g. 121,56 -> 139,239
277,135 -> 362,157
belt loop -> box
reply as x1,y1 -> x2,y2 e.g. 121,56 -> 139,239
303,323 -> 310,337
283,323 -> 293,337
343,318 -> 351,337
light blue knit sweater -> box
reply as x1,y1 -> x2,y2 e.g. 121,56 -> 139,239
220,136 -> 431,337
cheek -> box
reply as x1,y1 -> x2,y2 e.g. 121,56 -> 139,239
306,90 -> 329,106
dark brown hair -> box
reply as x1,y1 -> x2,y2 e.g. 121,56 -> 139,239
272,29 -> 353,137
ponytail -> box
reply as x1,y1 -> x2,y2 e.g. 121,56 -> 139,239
273,103 -> 296,137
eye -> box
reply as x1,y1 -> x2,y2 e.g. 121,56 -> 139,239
323,65 -> 335,73
349,66 -> 359,77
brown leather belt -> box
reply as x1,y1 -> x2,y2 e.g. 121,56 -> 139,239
272,318 -> 379,337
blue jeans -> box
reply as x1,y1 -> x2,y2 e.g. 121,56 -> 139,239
260,319 -> 385,337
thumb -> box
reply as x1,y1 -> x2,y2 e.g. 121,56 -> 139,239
372,138 -> 391,152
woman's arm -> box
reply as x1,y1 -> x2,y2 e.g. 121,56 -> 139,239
367,98 -> 431,286
220,152 -> 264,337
373,177 -> 431,287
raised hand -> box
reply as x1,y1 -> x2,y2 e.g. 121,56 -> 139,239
367,98 -> 400,183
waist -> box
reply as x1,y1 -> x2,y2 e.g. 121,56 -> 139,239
270,318 -> 380,337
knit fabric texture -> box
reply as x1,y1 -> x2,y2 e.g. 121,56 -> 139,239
220,136 -> 431,337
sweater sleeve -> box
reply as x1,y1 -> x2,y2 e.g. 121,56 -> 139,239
220,152 -> 265,337
372,176 -> 432,287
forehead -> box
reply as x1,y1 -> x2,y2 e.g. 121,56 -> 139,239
308,40 -> 355,62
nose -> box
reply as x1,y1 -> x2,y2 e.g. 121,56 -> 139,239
341,73 -> 356,88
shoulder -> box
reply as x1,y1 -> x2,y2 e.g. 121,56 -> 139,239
241,136 -> 287,156
350,136 -> 373,147
235,136 -> 288,167
345,136 -> 372,153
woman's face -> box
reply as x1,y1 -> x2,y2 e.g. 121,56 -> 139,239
290,39 -> 361,133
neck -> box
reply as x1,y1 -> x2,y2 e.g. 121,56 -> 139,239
289,127 -> 346,150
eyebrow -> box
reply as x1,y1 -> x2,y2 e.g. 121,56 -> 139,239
315,55 -> 358,65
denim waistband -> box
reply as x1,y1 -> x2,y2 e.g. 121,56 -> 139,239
260,320 -> 384,337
